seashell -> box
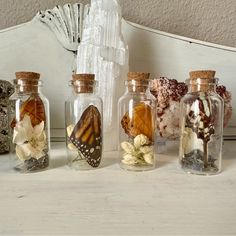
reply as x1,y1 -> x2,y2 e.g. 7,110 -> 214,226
36,3 -> 84,52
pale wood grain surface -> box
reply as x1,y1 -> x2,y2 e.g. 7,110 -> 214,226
0,141 -> 236,235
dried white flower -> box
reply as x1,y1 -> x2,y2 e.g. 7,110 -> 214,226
134,134 -> 150,148
67,124 -> 75,137
181,127 -> 203,154
121,142 -> 136,154
13,115 -> 47,161
66,125 -> 77,150
68,143 -> 77,151
122,154 -> 147,166
143,153 -> 154,165
123,154 -> 134,161
139,145 -> 153,154
121,134 -> 154,166
122,158 -> 137,166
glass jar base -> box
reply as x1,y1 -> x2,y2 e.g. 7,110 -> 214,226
13,155 -> 49,173
68,159 -> 99,171
119,162 -> 156,172
14,163 -> 49,173
180,151 -> 221,176
180,166 -> 221,176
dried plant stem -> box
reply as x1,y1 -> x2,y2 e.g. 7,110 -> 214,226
203,141 -> 208,168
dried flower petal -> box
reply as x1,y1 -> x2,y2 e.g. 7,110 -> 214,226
181,127 -> 203,154
139,146 -> 153,154
67,125 -> 75,137
122,159 -> 136,165
143,153 -> 154,165
33,121 -> 45,138
121,142 -> 136,154
15,145 -> 31,161
12,116 -> 33,144
123,154 -> 136,161
134,134 -> 150,148
13,115 -> 47,160
68,143 -> 77,151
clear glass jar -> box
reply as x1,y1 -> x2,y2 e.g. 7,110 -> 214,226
9,72 -> 50,173
118,72 -> 157,171
65,74 -> 103,170
179,71 -> 224,175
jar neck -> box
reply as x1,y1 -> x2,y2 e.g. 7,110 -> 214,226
73,86 -> 94,94
186,78 -> 218,93
126,80 -> 150,93
188,84 -> 216,93
71,80 -> 95,94
14,79 -> 41,94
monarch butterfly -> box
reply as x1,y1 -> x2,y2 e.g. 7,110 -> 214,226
69,105 -> 102,168
121,102 -> 154,142
11,95 -> 46,128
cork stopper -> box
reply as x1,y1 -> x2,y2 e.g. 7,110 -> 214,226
15,71 -> 41,93
127,72 -> 150,81
188,70 -> 217,92
189,70 -> 216,79
127,72 -> 150,92
72,74 -> 95,93
72,74 -> 95,81
15,71 -> 40,81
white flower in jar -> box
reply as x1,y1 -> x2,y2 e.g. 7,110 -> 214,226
121,141 -> 136,154
67,124 -> 77,151
13,115 -> 47,161
143,153 -> 154,165
121,134 -> 154,166
139,145 -> 153,154
122,154 -> 139,165
181,127 -> 203,154
134,134 -> 150,148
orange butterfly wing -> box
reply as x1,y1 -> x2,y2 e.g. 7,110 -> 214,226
69,105 -> 102,168
11,95 -> 46,128
20,95 -> 46,126
121,102 -> 154,142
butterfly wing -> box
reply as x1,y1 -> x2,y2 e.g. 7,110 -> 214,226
20,95 -> 46,126
121,102 -> 153,141
69,105 -> 102,168
11,95 -> 46,128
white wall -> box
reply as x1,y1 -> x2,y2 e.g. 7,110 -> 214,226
0,0 -> 235,47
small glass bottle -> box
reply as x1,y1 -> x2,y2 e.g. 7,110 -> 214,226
65,74 -> 103,170
9,72 -> 50,172
118,72 -> 156,171
179,70 -> 224,175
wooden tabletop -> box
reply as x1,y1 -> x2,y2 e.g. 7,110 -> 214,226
0,141 -> 236,235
